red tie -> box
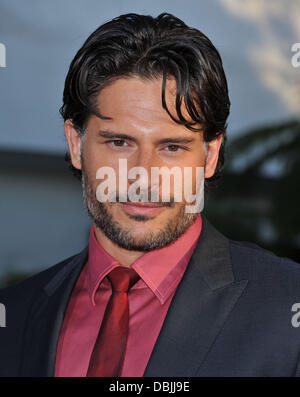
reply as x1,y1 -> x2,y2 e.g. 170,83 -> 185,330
86,266 -> 140,377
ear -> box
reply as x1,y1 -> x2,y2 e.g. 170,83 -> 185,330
204,134 -> 223,179
64,120 -> 82,170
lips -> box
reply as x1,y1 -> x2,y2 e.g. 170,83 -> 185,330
120,202 -> 166,215
123,202 -> 164,207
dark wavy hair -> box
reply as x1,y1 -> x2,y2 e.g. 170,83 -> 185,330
60,13 -> 230,187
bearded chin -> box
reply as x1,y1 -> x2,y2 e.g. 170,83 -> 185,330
81,163 -> 198,252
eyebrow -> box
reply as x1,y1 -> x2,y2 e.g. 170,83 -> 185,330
97,130 -> 196,144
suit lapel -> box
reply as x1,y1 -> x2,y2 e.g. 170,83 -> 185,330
143,216 -> 248,377
20,247 -> 88,376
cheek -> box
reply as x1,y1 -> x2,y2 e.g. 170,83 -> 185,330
83,143 -> 116,176
181,164 -> 205,199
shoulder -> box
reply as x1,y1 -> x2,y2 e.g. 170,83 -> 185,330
202,216 -> 300,282
229,238 -> 300,271
0,248 -> 87,309
0,248 -> 87,375
228,238 -> 300,293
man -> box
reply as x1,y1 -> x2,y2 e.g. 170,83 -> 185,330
1,12 -> 300,377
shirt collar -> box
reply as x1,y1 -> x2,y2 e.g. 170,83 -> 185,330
87,213 -> 202,306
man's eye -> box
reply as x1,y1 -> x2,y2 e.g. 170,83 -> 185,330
108,139 -> 126,147
166,144 -> 181,152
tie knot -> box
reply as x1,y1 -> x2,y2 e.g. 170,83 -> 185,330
107,267 -> 140,293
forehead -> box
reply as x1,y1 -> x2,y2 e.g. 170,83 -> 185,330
95,76 -> 193,130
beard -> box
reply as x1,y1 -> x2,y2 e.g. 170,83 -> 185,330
81,156 -> 198,252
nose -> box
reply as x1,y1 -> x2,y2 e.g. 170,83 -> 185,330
127,146 -> 162,196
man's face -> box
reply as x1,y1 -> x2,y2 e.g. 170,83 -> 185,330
66,76 -> 222,251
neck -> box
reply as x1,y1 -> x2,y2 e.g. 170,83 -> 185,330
93,224 -> 144,268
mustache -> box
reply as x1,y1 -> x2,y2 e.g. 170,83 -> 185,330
103,191 -> 176,208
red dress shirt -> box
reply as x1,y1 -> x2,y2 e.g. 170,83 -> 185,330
55,213 -> 202,377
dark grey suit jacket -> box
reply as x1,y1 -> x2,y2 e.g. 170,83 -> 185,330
1,216 -> 300,377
